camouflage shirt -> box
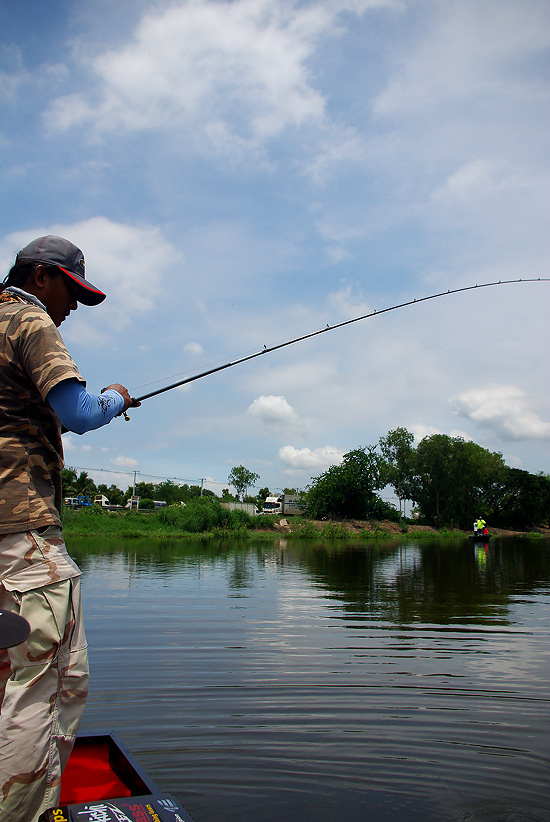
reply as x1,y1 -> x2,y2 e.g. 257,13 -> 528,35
0,291 -> 85,533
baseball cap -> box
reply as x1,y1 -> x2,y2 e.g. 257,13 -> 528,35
0,610 -> 31,649
16,235 -> 106,306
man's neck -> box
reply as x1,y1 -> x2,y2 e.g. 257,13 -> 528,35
3,286 -> 47,312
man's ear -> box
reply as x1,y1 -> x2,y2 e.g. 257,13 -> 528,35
28,264 -> 55,297
31,264 -> 48,288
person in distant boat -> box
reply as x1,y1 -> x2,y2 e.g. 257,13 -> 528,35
0,236 -> 139,821
474,517 -> 486,537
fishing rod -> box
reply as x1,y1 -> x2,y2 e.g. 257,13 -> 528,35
130,277 -> 548,409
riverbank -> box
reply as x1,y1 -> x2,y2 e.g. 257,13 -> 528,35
269,518 -> 549,540
293,519 -> 549,539
61,506 -> 549,541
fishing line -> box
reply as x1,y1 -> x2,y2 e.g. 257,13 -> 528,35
132,277 -> 548,406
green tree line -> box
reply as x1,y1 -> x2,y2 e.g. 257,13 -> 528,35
62,467 -> 295,511
304,428 -> 550,530
61,469 -> 221,510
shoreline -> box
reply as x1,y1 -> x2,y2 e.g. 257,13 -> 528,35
62,509 -> 550,541
261,518 -> 550,539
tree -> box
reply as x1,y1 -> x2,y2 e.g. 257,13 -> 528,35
75,471 -> 97,497
154,479 -> 185,504
305,446 -> 386,519
456,440 -> 507,526
408,435 -> 460,527
492,468 -> 550,529
62,469 -> 97,500
257,487 -> 271,507
61,467 -> 79,497
227,466 -> 260,501
97,483 -> 125,506
378,427 -> 415,517
133,481 -> 155,500
408,434 -> 506,528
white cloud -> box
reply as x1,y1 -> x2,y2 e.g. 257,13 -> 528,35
1,217 -> 177,337
452,384 -> 550,441
0,44 -> 68,105
61,433 -> 76,452
410,424 -> 473,444
111,455 -> 140,469
366,0 -> 550,254
248,394 -> 302,429
184,341 -> 205,356
46,1 -> 330,142
63,217 -> 176,316
373,0 -> 550,118
86,468 -> 136,492
278,444 -> 344,473
327,284 -> 372,321
431,158 -> 549,235
436,159 -> 494,199
43,0 -> 395,169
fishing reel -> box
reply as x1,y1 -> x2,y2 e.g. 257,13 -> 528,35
101,388 -> 138,421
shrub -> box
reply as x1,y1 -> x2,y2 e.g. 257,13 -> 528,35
293,521 -> 321,540
320,521 -> 349,540
228,509 -> 253,529
62,504 -> 108,522
158,498 -> 227,533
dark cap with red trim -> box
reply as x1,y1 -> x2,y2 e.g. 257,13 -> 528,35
16,235 -> 106,306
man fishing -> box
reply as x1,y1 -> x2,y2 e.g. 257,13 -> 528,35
0,235 -> 138,821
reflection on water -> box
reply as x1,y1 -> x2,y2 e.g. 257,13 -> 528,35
70,536 -> 550,822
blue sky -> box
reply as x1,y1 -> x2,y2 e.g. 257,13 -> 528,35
1,0 -> 549,497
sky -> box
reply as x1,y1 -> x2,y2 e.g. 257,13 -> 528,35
1,0 -> 549,499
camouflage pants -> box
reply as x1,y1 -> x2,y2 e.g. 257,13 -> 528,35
0,528 -> 89,822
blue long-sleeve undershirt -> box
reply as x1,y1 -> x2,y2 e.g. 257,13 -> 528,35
47,379 -> 125,434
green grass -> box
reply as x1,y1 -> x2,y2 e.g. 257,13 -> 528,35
62,500 -> 277,539
61,505 -> 543,541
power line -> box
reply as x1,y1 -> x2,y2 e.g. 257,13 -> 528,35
65,465 -> 229,487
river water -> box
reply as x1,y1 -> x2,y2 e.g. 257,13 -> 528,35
69,536 -> 550,822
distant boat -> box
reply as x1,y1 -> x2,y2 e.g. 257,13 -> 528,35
469,533 -> 491,541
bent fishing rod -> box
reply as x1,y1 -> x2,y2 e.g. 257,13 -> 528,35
128,277 -> 548,411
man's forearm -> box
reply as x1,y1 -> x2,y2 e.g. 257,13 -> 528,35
47,379 -> 124,434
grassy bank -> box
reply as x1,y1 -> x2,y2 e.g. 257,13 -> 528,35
61,503 -> 438,541
62,501 -> 274,539
61,502 -> 545,541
